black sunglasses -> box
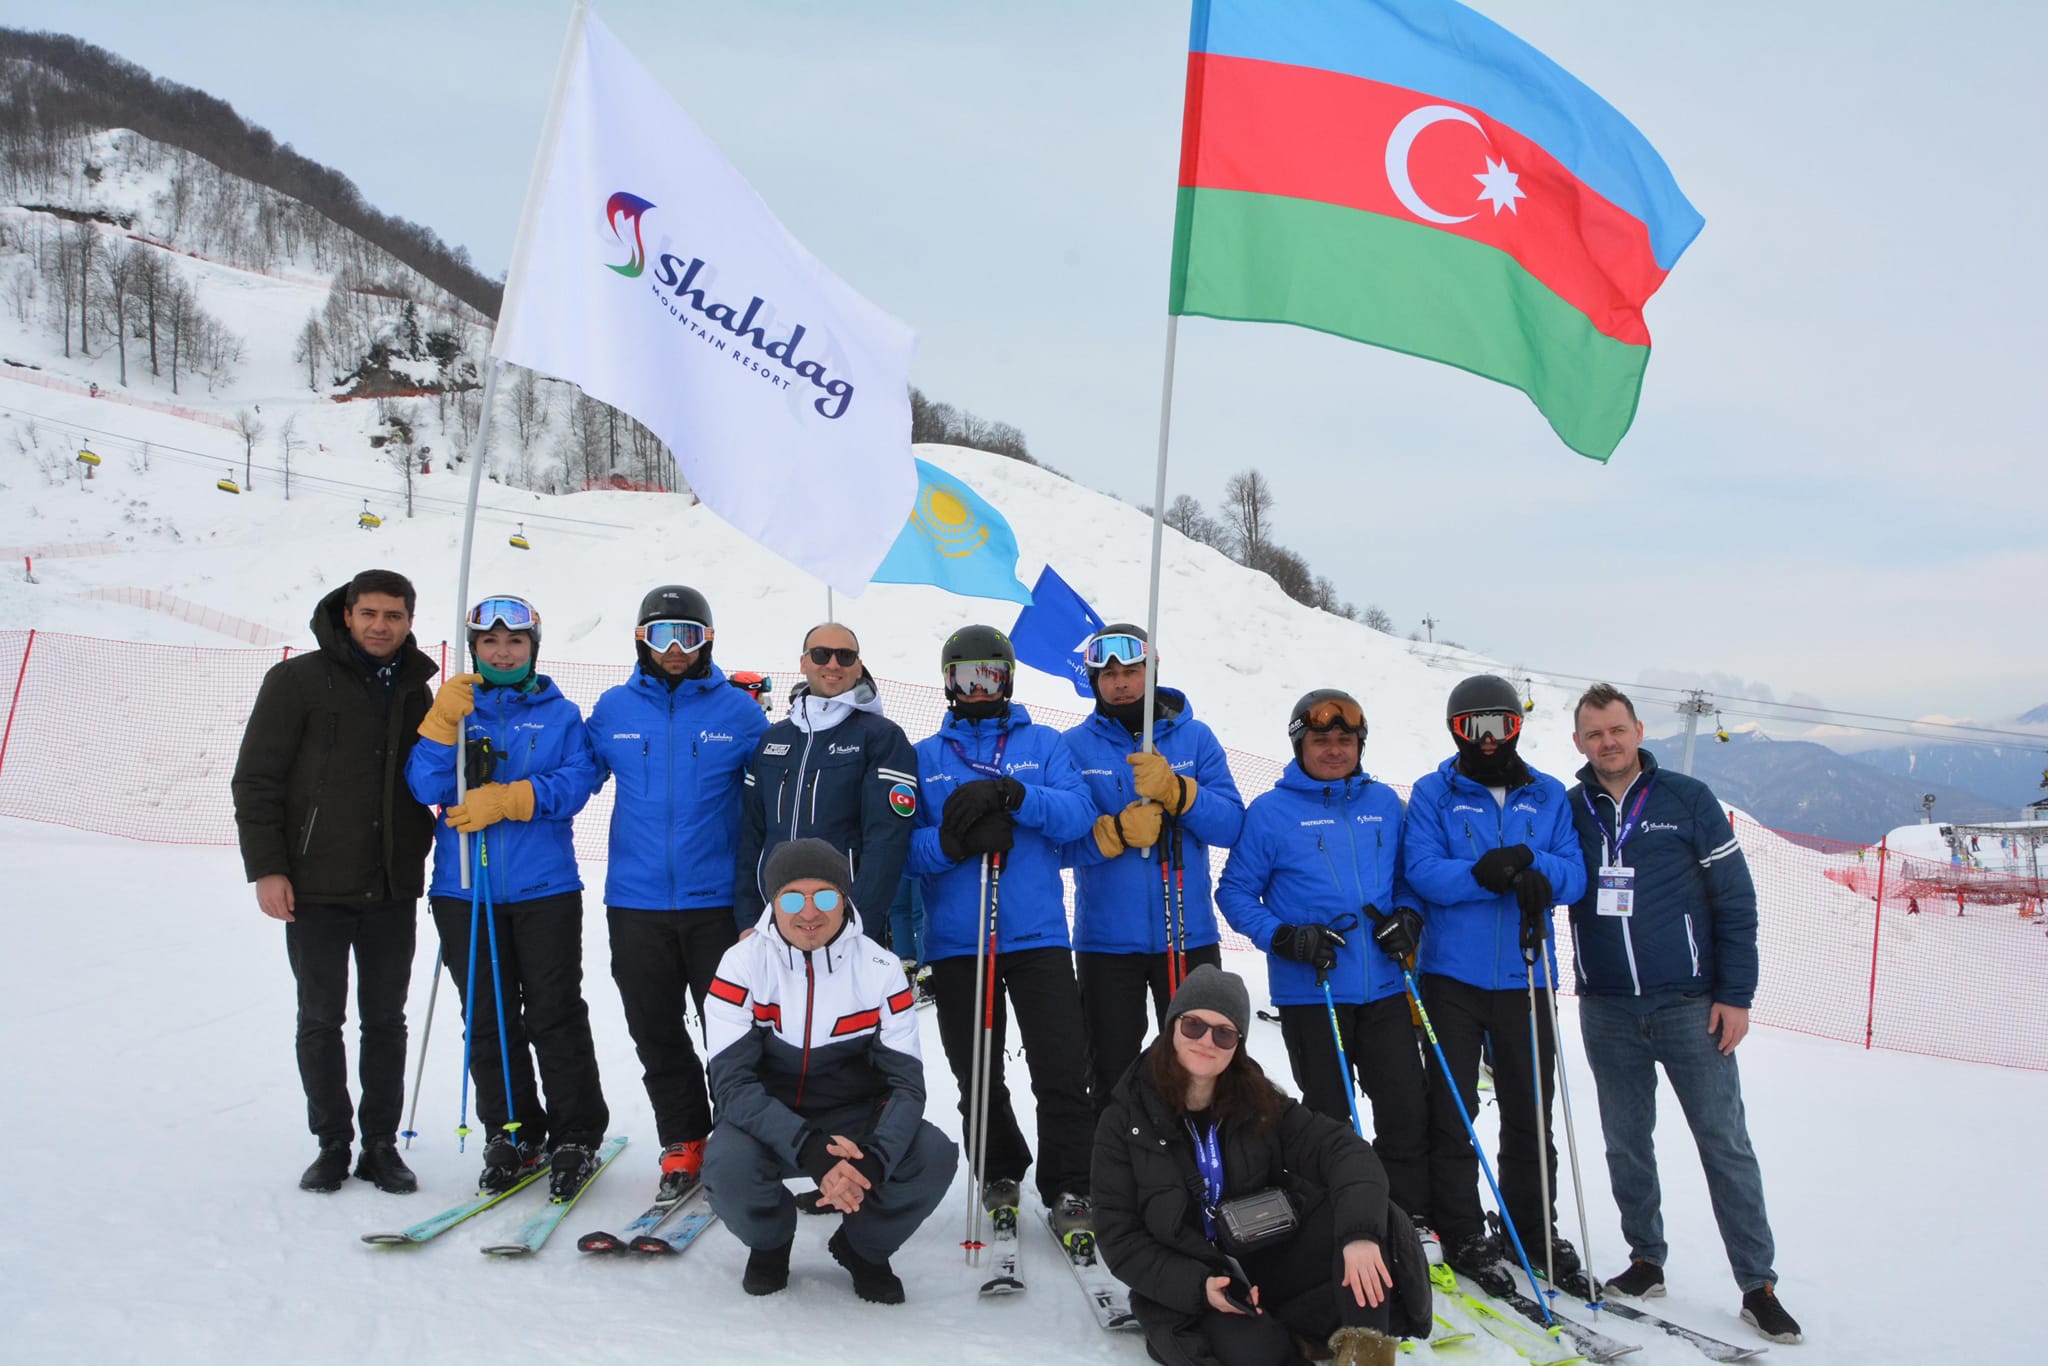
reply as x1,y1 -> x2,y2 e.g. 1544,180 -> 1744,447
807,646 -> 859,667
1176,1015 -> 1240,1050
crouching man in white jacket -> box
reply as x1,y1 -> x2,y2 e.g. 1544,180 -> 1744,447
703,837 -> 958,1304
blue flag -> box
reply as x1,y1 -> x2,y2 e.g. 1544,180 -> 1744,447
869,459 -> 1034,605
1009,566 -> 1104,697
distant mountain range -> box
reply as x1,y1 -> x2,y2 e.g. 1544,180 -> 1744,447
1644,731 -> 2021,845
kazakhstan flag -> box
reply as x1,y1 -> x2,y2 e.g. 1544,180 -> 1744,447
868,458 -> 1034,605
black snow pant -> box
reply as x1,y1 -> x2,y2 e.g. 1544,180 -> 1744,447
606,905 -> 739,1147
1419,973 -> 1557,1248
431,891 -> 609,1150
285,900 -> 416,1146
1076,945 -> 1223,1119
1279,993 -> 1431,1224
1181,1198 -> 1394,1366
928,944 -> 1094,1207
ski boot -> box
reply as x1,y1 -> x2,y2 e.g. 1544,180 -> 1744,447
656,1140 -> 704,1202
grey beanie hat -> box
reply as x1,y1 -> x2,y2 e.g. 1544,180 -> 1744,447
1162,964 -> 1252,1040
762,837 -> 854,905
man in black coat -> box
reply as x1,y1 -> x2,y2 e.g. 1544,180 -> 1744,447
231,570 -> 437,1194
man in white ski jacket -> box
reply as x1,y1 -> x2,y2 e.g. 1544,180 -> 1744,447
703,838 -> 957,1304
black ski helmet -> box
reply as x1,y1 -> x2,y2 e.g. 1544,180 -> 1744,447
941,624 -> 1016,700
1085,622 -> 1149,663
1445,674 -> 1521,726
1287,688 -> 1366,760
638,584 -> 712,629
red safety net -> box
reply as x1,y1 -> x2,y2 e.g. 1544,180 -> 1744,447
2,629 -> 2042,1070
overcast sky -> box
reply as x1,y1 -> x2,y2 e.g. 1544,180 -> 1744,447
7,0 -> 2042,727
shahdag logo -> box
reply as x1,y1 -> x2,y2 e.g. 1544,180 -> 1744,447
601,191 -> 857,420
905,473 -> 988,559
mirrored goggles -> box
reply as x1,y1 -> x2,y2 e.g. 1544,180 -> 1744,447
1176,1015 -> 1240,1050
1083,632 -> 1149,669
468,596 -> 539,632
777,888 -> 843,914
1451,710 -> 1524,744
1297,697 -> 1365,734
637,619 -> 711,653
807,646 -> 860,667
947,660 -> 1011,696
729,671 -> 772,695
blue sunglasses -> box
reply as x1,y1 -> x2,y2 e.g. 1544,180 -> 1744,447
777,888 -> 843,914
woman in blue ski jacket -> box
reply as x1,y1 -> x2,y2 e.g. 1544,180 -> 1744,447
405,595 -> 608,1201
1216,688 -> 1430,1218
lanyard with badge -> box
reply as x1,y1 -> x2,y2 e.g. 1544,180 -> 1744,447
1187,1117 -> 1224,1240
946,733 -> 1010,781
1584,776 -> 1656,917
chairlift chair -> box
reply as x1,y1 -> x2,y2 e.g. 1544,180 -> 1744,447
75,448 -> 101,467
508,522 -> 531,550
216,468 -> 241,495
1715,710 -> 1731,743
358,499 -> 382,531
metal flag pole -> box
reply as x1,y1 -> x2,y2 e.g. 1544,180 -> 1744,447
450,361 -> 501,891
1138,315 -> 1180,761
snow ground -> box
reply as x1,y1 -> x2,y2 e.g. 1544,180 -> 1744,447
4,819 -> 2040,1366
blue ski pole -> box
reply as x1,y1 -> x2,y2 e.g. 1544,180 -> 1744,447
1318,973 -> 1366,1139
455,832 -> 484,1151
478,832 -> 520,1143
1401,966 -> 1552,1325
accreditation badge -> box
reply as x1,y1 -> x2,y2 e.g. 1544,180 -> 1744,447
1596,865 -> 1635,917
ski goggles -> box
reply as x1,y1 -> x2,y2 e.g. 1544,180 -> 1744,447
1082,632 -> 1149,669
806,645 -> 860,667
729,671 -> 772,695
776,888 -> 843,914
1176,1015 -> 1240,1051
467,596 -> 539,633
1293,696 -> 1365,735
1451,710 -> 1524,744
637,619 -> 711,653
947,660 -> 1011,695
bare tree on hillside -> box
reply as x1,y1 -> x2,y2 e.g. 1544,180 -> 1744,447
97,237 -> 136,387
52,226 -> 79,358
67,222 -> 95,358
277,414 -> 298,500
3,262 -> 34,325
1362,605 -> 1395,634
507,366 -> 550,456
164,278 -> 191,394
383,402 -> 421,517
1221,469 -> 1274,565
1166,493 -> 1229,550
293,313 -> 325,392
130,250 -> 163,376
1250,542 -> 1315,605
234,408 -> 264,490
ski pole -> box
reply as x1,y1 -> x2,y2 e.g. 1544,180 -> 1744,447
1318,972 -> 1366,1138
1158,830 -> 1178,995
455,832 -> 485,1152
399,938 -> 441,1149
1542,947 -> 1601,1305
972,854 -> 1006,1263
1400,965 -> 1552,1326
479,832 -> 520,1142
1524,947 -> 1554,1295
963,853 -> 992,1264
1170,820 -> 1188,990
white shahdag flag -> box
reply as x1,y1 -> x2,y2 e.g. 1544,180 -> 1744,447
492,4 -> 916,595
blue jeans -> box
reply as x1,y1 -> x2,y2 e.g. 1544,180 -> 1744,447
887,879 -> 924,966
1578,993 -> 1777,1291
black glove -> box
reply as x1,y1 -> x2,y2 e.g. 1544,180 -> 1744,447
941,779 -> 1008,838
1271,922 -> 1346,972
1515,869 -> 1555,951
959,808 -> 1015,857
1472,844 -> 1534,892
463,738 -> 498,788
995,775 -> 1026,810
1368,906 -> 1423,962
939,825 -> 969,863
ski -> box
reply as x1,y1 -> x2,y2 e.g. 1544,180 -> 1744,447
1454,1266 -> 1638,1363
1041,1211 -> 1137,1331
1424,1311 -> 1477,1350
1433,1267 -> 1582,1365
361,1167 -> 547,1246
1524,1279 -> 1765,1365
974,1203 -> 1024,1296
630,1187 -> 720,1256
577,1175 -> 702,1254
480,1135 -> 629,1256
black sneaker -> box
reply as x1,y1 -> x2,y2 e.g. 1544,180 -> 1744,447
1741,1285 -> 1803,1344
479,1132 -> 547,1195
1446,1230 -> 1514,1298
828,1226 -> 906,1304
548,1143 -> 597,1201
1605,1259 -> 1666,1299
353,1139 -> 418,1194
743,1239 -> 793,1296
299,1141 -> 350,1193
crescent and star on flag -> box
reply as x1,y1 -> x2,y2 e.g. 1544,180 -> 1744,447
1385,104 -> 1527,224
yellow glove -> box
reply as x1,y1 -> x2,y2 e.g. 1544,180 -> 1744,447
420,673 -> 481,745
1117,799 -> 1163,849
1127,751 -> 1196,815
1092,813 -> 1126,859
444,779 -> 534,833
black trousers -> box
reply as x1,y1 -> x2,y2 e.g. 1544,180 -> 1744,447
1076,945 -> 1224,1118
430,892 -> 609,1150
1195,1198 -> 1393,1366
1419,973 -> 1557,1247
285,901 -> 416,1146
606,905 -> 738,1146
1278,995 -> 1430,1223
928,945 -> 1094,1206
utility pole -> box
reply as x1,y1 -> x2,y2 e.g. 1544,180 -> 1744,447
1676,690 -> 1714,775
1421,614 -> 1439,644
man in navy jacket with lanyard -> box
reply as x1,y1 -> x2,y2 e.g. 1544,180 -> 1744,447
1567,685 -> 1800,1345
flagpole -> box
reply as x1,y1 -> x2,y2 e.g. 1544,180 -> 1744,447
1139,315 -> 1180,758
451,362 -> 501,891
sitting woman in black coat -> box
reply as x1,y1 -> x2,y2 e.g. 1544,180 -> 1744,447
1092,965 -> 1427,1366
